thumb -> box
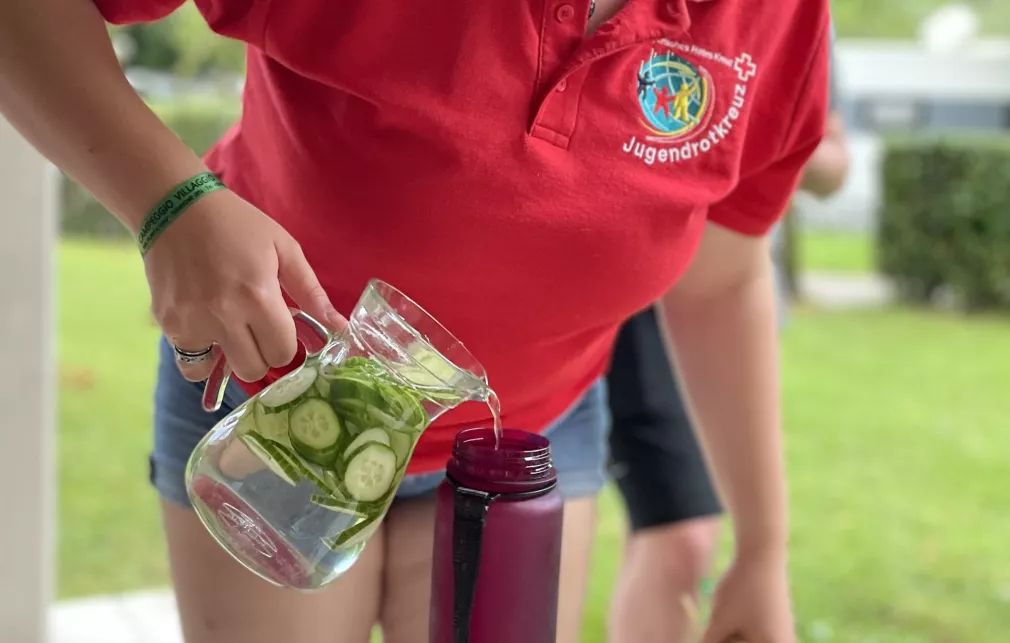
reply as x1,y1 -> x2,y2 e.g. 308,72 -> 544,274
275,240 -> 346,331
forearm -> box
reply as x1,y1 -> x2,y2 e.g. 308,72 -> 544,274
659,259 -> 787,558
0,0 -> 208,233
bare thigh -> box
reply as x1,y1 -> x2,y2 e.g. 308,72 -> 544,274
163,501 -> 384,643
556,496 -> 599,643
377,495 -> 437,643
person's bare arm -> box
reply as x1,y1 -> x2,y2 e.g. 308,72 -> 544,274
659,224 -> 785,561
798,110 -> 849,199
0,0 -> 206,233
0,0 -> 342,384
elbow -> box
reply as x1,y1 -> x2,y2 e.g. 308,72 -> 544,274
801,144 -> 851,199
802,112 -> 851,199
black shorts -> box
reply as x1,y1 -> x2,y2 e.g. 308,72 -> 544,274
606,305 -> 723,531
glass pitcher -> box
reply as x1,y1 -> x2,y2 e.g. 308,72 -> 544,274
184,279 -> 490,591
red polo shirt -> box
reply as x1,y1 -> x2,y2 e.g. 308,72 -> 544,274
99,0 -> 830,474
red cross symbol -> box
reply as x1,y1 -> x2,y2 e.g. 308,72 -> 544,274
734,53 -> 757,82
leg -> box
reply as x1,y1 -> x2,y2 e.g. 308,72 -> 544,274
377,494 -> 437,643
610,517 -> 721,643
606,306 -> 724,643
556,497 -> 598,643
150,337 -> 383,643
164,501 -> 385,643
543,380 -> 611,643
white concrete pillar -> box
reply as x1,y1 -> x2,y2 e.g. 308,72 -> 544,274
0,117 -> 58,643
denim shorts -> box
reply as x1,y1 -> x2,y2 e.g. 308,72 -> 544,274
151,337 -> 610,508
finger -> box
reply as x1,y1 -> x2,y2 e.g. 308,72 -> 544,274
243,283 -> 299,369
275,239 -> 346,331
161,300 -> 219,369
218,324 -> 271,383
174,345 -> 223,383
170,326 -> 220,382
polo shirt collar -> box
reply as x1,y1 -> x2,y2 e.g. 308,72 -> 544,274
619,0 -> 717,42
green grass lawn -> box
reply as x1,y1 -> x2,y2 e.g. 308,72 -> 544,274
799,230 -> 875,274
58,239 -> 1010,641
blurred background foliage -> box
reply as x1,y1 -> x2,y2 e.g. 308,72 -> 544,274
108,0 -> 1010,78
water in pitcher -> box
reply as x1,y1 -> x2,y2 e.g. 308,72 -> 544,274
187,307 -> 503,590
392,334 -> 503,446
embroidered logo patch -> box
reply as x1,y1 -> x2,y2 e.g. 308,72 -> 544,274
635,50 -> 713,141
623,41 -> 758,167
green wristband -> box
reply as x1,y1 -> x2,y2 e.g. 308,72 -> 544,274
137,172 -> 227,255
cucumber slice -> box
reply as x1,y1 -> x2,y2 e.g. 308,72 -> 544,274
338,356 -> 387,379
313,376 -> 331,398
332,449 -> 348,480
389,431 -> 412,467
332,398 -> 369,419
340,516 -> 382,549
288,399 -> 342,467
322,471 -> 355,500
333,397 -> 368,412
377,382 -> 428,431
242,430 -> 331,491
310,493 -> 367,518
290,459 -> 332,493
233,407 -> 257,437
252,401 -> 292,447
323,470 -> 342,492
414,347 -> 458,380
364,404 -> 422,434
239,432 -> 302,486
343,443 -> 398,502
343,428 -> 391,461
323,514 -> 381,550
333,356 -> 371,371
328,372 -> 385,408
395,345 -> 459,390
260,366 -> 318,410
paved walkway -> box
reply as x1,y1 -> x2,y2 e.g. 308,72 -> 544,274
799,271 -> 893,309
51,590 -> 182,643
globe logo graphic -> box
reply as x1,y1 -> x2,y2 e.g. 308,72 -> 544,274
636,51 -> 713,140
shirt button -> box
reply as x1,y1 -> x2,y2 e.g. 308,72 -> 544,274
556,4 -> 575,22
556,78 -> 568,92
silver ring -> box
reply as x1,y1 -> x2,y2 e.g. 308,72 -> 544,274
173,344 -> 214,366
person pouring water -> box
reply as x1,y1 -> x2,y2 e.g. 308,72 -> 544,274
0,0 -> 831,641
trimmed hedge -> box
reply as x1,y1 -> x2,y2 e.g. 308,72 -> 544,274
878,135 -> 1010,311
60,96 -> 240,237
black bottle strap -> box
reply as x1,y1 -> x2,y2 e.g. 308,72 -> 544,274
451,485 -> 497,643
448,477 -> 557,643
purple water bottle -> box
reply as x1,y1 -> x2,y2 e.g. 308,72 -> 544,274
430,428 -> 564,643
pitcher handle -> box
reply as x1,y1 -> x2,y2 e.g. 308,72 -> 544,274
201,310 -> 332,413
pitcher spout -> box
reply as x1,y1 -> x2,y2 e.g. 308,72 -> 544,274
347,280 -> 490,421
